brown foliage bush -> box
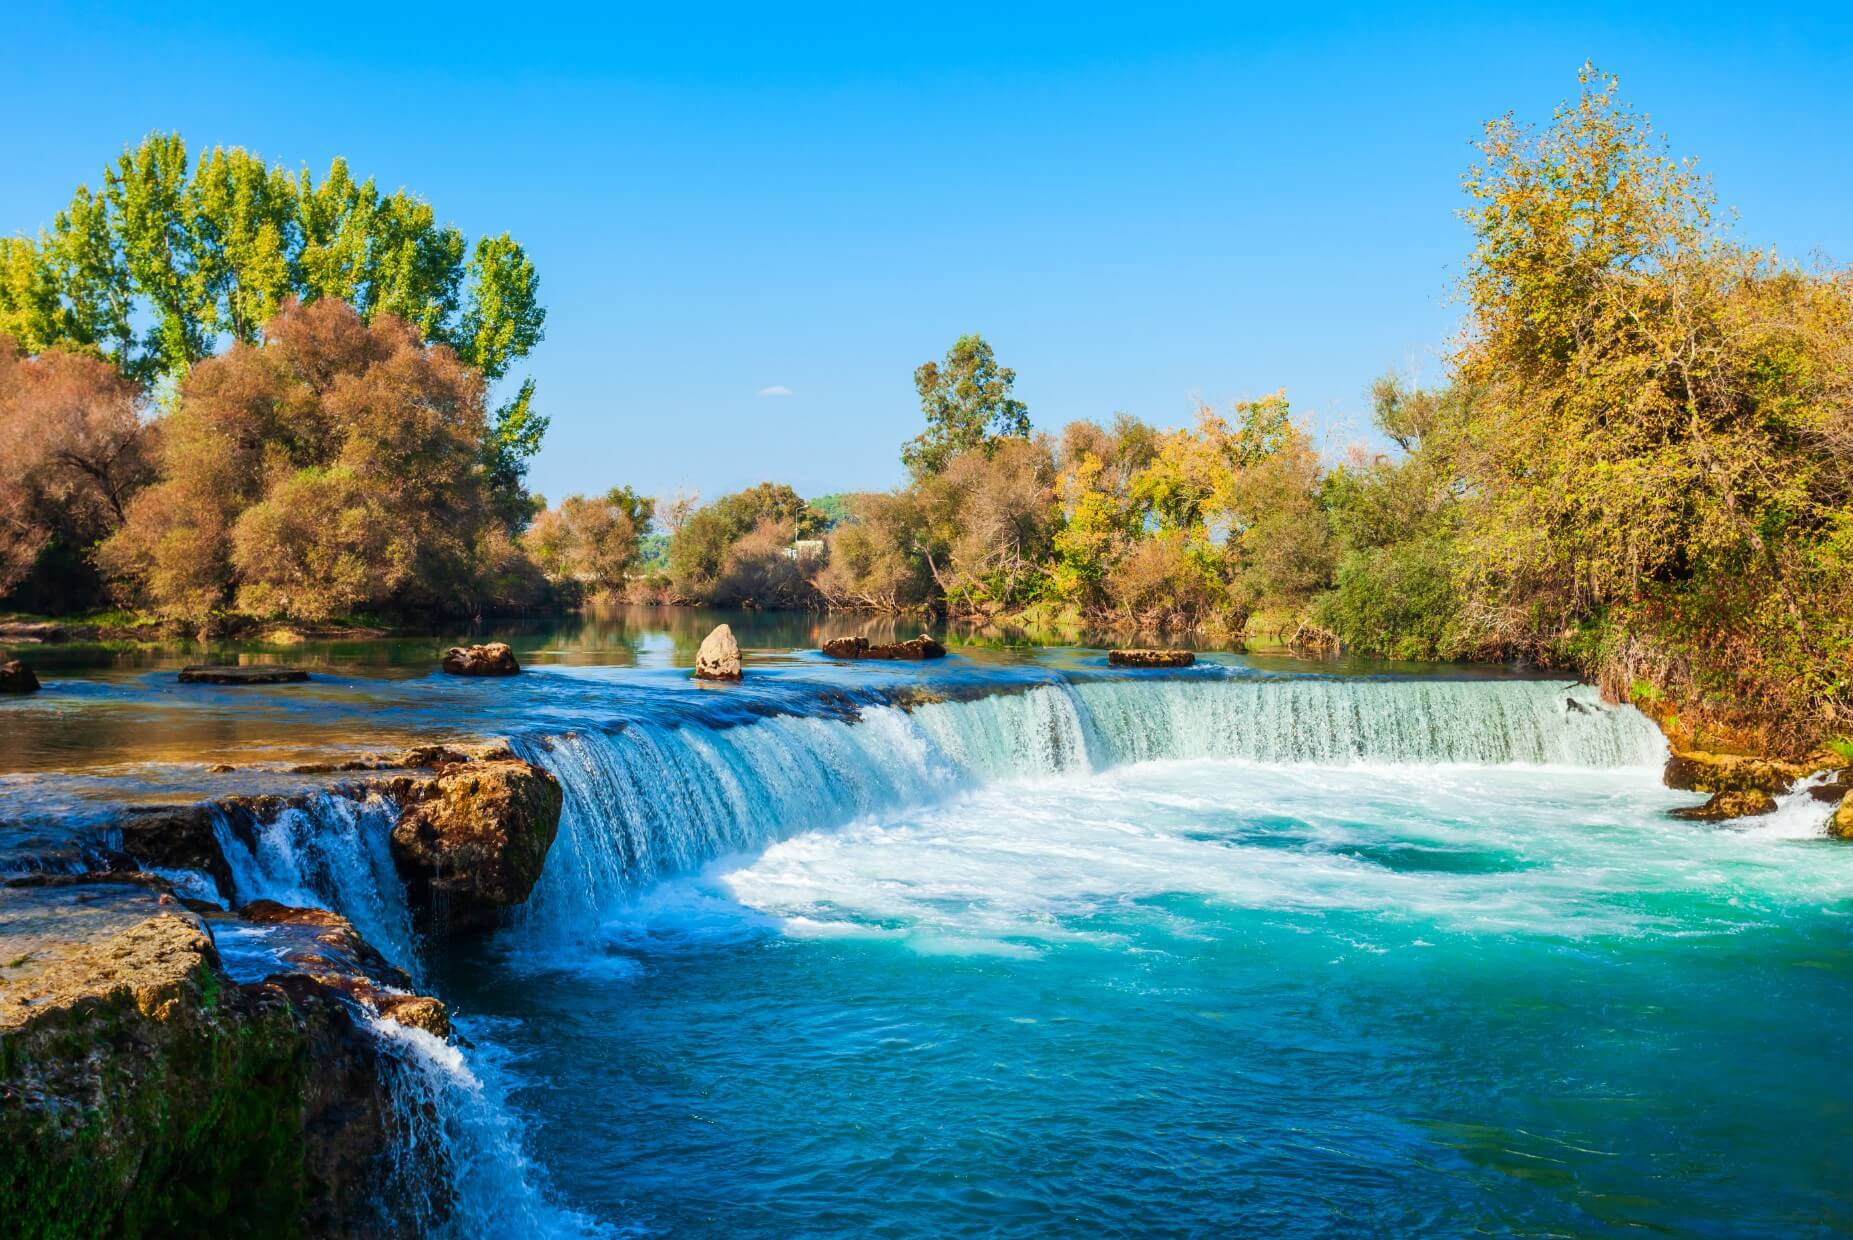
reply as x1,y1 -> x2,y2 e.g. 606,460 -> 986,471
99,298 -> 517,623
0,336 -> 153,606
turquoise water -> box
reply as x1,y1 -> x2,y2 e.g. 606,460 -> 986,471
418,676 -> 1853,1238
23,633 -> 1848,1236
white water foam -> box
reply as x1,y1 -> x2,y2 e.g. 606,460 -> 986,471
516,677 -> 1667,946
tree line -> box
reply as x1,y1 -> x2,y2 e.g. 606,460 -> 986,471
631,68 -> 1852,755
2,70 -> 1847,756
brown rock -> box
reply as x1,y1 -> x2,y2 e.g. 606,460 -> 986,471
1,659 -> 42,693
440,642 -> 520,676
1830,792 -> 1853,841
695,623 -> 743,680
1670,789 -> 1780,822
111,804 -> 235,900
178,665 -> 310,685
1108,648 -> 1195,668
227,900 -> 449,1038
1662,750 -> 1804,795
0,879 -> 447,1234
821,635 -> 948,661
390,758 -> 563,933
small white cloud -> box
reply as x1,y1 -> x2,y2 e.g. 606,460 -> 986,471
756,385 -> 795,398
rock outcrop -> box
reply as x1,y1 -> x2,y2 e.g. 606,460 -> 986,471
1108,648 -> 1195,668
224,900 -> 450,1037
84,743 -> 564,937
695,623 -> 743,680
1662,750 -> 1806,796
0,876 -> 449,1235
389,752 -> 563,933
0,659 -> 40,693
177,665 -> 310,685
821,635 -> 948,661
1670,789 -> 1780,822
1831,794 -> 1853,841
440,642 -> 520,676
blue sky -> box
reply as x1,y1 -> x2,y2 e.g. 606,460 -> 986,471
5,3 -> 1850,505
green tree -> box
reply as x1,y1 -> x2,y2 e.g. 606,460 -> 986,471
0,134 -> 549,513
902,333 -> 1031,478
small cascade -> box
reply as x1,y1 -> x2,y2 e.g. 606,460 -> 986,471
516,674 -> 1665,941
210,789 -> 419,971
206,791 -> 580,1235
368,1018 -> 609,1238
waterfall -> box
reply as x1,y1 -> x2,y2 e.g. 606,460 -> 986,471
210,790 -> 419,972
368,1018 -> 609,1238
205,791 -> 586,1236
515,674 -> 1663,940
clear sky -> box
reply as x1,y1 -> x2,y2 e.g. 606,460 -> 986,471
5,3 -> 1850,505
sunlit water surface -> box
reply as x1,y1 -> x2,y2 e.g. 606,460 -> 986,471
6,611 -> 1850,1236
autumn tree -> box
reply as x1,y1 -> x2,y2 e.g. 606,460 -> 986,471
1446,65 -> 1853,745
666,483 -> 826,601
0,337 -> 154,610
901,334 -> 1031,478
0,134 -> 547,522
98,298 -> 518,624
524,487 -> 656,595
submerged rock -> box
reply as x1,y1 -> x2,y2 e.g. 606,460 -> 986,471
0,659 -> 42,693
1663,750 -> 1805,795
1108,648 -> 1195,668
821,635 -> 948,661
0,876 -> 448,1235
177,665 -> 310,685
695,623 -> 743,680
390,754 -> 563,933
227,900 -> 450,1037
440,642 -> 520,676
1670,789 -> 1780,822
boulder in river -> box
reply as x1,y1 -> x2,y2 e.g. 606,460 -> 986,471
177,665 -> 310,685
1108,648 -> 1195,668
440,642 -> 520,676
390,753 -> 564,933
1670,789 -> 1780,822
695,623 -> 743,680
1,659 -> 42,693
1662,749 -> 1804,795
821,635 -> 948,661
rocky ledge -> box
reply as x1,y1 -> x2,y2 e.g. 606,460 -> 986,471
822,635 -> 947,661
0,658 -> 40,693
0,875 -> 452,1235
89,741 -> 563,937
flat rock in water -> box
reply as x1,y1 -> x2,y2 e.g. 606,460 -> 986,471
178,665 -> 310,685
1670,789 -> 1779,822
820,635 -> 947,661
1108,648 -> 1195,668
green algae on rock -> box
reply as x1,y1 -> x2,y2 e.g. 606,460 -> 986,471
0,877 -> 450,1236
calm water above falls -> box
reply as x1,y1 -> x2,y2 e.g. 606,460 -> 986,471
8,617 -> 1850,1236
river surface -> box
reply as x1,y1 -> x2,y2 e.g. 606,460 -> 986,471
4,607 -> 1850,1236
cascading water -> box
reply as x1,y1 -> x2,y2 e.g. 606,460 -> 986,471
513,674 -> 1666,942
211,790 -> 418,970
205,791 -> 599,1237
